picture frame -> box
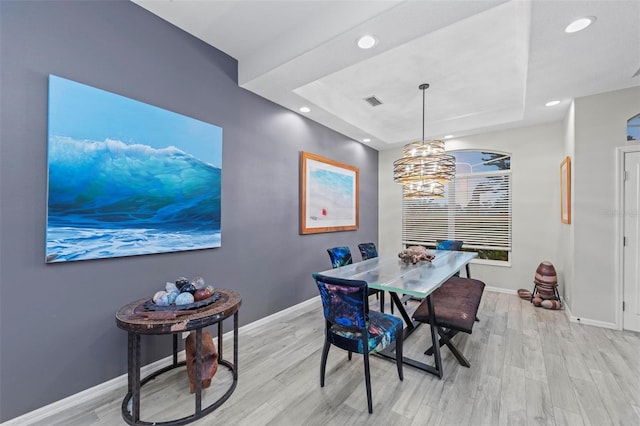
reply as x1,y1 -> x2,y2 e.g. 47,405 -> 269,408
560,156 -> 571,224
300,151 -> 359,234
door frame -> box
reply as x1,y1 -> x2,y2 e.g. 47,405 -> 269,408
615,145 -> 640,330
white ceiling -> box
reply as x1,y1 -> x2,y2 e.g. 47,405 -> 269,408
133,0 -> 640,151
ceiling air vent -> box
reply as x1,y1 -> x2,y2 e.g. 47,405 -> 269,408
363,96 -> 383,107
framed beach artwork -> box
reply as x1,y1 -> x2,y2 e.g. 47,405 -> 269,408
300,151 -> 359,234
560,156 -> 571,224
46,75 -> 222,263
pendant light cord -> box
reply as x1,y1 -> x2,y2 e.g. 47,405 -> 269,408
422,87 -> 425,141
419,83 -> 429,141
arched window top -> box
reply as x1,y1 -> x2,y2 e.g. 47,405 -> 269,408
402,148 -> 512,263
628,113 -> 639,141
450,150 -> 511,174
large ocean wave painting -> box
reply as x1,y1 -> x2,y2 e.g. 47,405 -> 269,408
46,75 -> 222,263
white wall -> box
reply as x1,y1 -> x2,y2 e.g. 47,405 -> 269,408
562,101 -> 576,310
379,122 -> 564,293
570,86 -> 640,327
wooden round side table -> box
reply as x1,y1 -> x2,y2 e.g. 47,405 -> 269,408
116,288 -> 241,426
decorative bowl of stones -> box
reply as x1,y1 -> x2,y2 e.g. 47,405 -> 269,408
144,277 -> 220,311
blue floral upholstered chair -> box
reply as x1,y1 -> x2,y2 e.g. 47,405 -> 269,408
435,239 -> 464,251
357,243 -> 393,314
326,246 -> 353,268
357,242 -> 378,261
312,273 -> 403,413
436,239 -> 469,277
327,246 -> 386,313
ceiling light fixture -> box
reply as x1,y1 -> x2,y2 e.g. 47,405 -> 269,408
357,35 -> 377,49
545,100 -> 561,107
299,106 -> 311,113
565,16 -> 596,33
444,135 -> 454,139
393,84 -> 456,199
362,138 -> 371,142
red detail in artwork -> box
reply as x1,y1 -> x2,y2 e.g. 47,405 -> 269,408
322,208 -> 327,216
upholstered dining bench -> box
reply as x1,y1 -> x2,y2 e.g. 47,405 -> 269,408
412,276 -> 485,369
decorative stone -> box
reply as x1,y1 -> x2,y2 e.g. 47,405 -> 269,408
192,276 -> 206,289
175,292 -> 195,305
537,285 -> 556,300
175,277 -> 190,291
155,293 -> 171,306
517,289 -> 532,299
165,282 -> 179,293
205,285 -> 214,294
194,287 -> 213,301
166,290 -> 180,304
152,290 -> 167,303
180,283 -> 197,294
534,261 -> 557,286
541,299 -> 562,310
532,297 -> 542,307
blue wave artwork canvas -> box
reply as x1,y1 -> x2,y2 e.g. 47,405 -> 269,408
46,75 -> 222,263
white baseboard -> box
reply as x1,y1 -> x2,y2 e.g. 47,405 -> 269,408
1,296 -> 321,426
568,316 -> 618,330
485,286 -> 517,295
565,302 -> 619,330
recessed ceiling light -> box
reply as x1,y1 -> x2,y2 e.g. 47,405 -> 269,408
545,100 -> 561,107
565,16 -> 596,33
357,35 -> 377,49
444,135 -> 454,139
362,138 -> 371,143
299,106 -> 311,113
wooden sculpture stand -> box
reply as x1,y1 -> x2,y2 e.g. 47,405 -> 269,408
185,330 -> 218,393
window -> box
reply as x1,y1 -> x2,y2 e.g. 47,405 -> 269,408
402,150 -> 511,263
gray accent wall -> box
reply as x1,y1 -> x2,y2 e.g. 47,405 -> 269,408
0,1 -> 378,421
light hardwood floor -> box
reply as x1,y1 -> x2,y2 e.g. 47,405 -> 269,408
36,291 -> 640,425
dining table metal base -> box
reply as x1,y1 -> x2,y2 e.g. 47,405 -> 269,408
374,292 -> 444,378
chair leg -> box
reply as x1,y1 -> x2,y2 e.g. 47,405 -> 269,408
379,291 -> 385,313
320,337 -> 331,387
348,351 -> 353,361
395,328 -> 403,381
363,350 -> 373,414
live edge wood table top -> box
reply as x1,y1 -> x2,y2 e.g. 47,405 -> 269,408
116,288 -> 242,335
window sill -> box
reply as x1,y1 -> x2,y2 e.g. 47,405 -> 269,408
470,258 -> 511,268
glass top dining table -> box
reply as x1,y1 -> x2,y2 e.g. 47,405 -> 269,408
314,249 -> 478,377
316,250 -> 478,298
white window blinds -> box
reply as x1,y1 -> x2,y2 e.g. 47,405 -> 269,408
402,169 -> 512,251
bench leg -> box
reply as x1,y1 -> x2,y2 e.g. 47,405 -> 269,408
424,328 -> 471,368
424,328 -> 455,356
